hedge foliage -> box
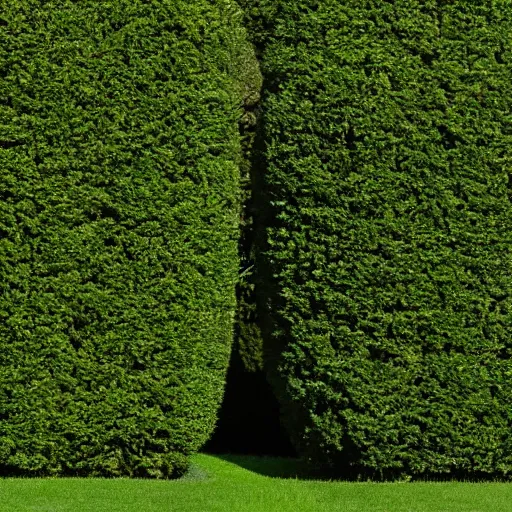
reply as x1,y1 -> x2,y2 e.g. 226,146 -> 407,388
0,0 -> 255,478
254,0 -> 512,478
234,33 -> 263,374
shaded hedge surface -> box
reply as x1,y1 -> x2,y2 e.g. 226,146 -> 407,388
0,0 -> 253,478
237,0 -> 277,58
234,35 -> 263,374
255,0 -> 512,479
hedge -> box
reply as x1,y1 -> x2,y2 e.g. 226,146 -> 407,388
235,32 -> 263,374
254,0 -> 512,478
0,0 -> 255,478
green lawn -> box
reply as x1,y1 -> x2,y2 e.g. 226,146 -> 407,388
1,454 -> 511,512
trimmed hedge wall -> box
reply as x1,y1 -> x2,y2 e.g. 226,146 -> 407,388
0,0 -> 253,478
255,0 -> 512,478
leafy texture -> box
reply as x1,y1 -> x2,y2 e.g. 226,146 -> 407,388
235,34 -> 264,374
0,0 -> 253,478
254,0 -> 512,478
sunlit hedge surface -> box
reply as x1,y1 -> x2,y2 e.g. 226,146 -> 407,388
254,0 -> 512,478
0,0 -> 254,478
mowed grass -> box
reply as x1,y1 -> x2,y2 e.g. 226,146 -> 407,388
1,454 -> 511,512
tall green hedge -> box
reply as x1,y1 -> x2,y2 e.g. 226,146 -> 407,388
255,0 -> 512,478
0,0 -> 254,478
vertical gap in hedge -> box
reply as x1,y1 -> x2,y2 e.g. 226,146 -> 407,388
205,56 -> 295,456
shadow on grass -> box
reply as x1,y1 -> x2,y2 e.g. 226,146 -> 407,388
209,453 -> 316,480
204,454 -> 512,484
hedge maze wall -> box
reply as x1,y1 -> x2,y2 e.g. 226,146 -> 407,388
2,0 -> 512,481
0,0 -> 255,478
252,0 -> 512,479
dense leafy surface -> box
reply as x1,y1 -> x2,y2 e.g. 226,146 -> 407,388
254,0 -> 512,478
0,0 -> 253,477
